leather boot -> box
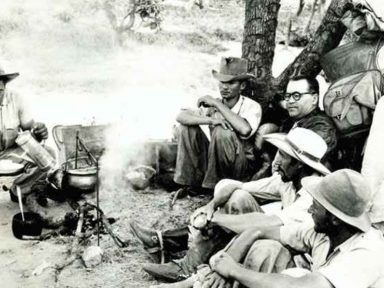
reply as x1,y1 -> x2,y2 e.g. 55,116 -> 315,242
130,221 -> 189,251
143,226 -> 230,282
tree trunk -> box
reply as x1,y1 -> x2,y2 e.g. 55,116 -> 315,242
242,0 -> 281,108
275,0 -> 353,92
304,0 -> 319,35
242,0 -> 353,104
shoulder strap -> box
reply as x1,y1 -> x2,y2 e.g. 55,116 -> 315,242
368,38 -> 383,70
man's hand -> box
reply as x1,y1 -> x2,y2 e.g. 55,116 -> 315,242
210,251 -> 238,278
190,203 -> 215,229
210,118 -> 233,131
197,95 -> 220,108
32,122 -> 48,141
202,271 -> 231,288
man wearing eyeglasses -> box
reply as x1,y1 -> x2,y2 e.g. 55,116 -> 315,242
280,76 -> 337,162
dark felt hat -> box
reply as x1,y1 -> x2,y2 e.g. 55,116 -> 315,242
212,57 -> 255,82
0,65 -> 19,83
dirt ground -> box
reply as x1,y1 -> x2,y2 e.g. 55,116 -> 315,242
0,1 -> 325,287
0,172 -> 210,288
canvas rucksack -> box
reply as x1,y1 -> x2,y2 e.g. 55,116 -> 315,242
321,39 -> 384,134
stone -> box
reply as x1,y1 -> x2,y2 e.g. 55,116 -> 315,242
82,246 -> 103,268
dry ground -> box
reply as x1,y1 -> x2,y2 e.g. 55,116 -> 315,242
0,174 -> 210,288
0,0 -> 323,287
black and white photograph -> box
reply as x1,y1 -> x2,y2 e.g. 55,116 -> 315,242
0,0 -> 383,287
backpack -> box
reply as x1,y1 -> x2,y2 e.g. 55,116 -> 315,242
321,39 -> 384,134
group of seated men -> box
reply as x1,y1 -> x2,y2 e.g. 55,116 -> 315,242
130,57 -> 384,288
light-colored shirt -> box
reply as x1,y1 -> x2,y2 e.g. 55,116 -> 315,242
198,95 -> 261,160
242,172 -> 297,209
0,90 -> 32,150
276,188 -> 314,225
281,224 -> 384,288
199,95 -> 262,140
362,97 -> 384,223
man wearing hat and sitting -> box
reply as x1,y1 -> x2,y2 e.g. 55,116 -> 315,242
208,169 -> 384,288
0,66 -> 61,199
186,75 -> 337,235
132,128 -> 331,283
173,57 -> 262,195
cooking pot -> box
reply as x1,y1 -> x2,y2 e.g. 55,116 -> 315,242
62,157 -> 98,193
12,212 -> 43,240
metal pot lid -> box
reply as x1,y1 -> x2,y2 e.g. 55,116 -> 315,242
66,166 -> 97,175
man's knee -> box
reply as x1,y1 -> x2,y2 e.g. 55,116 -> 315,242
214,179 -> 243,198
244,239 -> 292,273
211,126 -> 235,142
224,189 -> 256,214
178,124 -> 198,135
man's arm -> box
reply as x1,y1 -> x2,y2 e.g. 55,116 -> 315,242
225,227 -> 280,261
176,109 -> 232,130
212,212 -> 283,234
197,96 -> 252,137
214,101 -> 252,137
227,262 -> 333,288
210,226 -> 334,288
176,109 -> 214,126
190,179 -> 243,226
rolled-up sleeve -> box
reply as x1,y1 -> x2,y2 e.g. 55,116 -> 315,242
239,98 -> 262,140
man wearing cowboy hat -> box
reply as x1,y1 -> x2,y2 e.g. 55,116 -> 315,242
132,128 -> 331,282
0,66 -> 60,198
208,169 -> 384,288
192,76 -> 338,232
173,57 -> 262,195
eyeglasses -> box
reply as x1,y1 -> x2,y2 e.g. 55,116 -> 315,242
282,92 -> 316,101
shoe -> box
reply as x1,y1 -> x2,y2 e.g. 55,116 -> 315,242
130,221 -> 165,263
130,221 -> 160,248
143,261 -> 189,282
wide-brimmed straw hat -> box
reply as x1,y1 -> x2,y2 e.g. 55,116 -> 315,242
302,169 -> 371,232
0,65 -> 19,84
263,127 -> 330,175
212,57 -> 255,82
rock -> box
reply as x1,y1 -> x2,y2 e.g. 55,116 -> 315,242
31,260 -> 51,276
82,246 -> 103,268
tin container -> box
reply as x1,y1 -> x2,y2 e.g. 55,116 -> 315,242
15,131 -> 57,172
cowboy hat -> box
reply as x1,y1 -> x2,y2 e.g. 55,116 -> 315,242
212,57 -> 255,82
263,127 -> 330,175
302,169 -> 371,232
0,65 -> 19,84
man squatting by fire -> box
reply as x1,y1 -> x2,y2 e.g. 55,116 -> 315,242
0,66 -> 62,199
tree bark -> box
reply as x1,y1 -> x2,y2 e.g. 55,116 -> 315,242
242,0 -> 281,108
242,0 -> 353,104
275,0 -> 353,92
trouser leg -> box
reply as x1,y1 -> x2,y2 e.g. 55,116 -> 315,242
243,239 -> 294,273
0,147 -> 48,196
174,125 -> 209,187
171,188 -> 262,275
223,189 -> 263,215
202,127 -> 249,189
163,226 -> 190,252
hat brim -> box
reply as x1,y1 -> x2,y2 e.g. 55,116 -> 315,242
302,177 -> 371,232
0,73 -> 19,83
264,133 -> 331,176
212,70 -> 255,82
